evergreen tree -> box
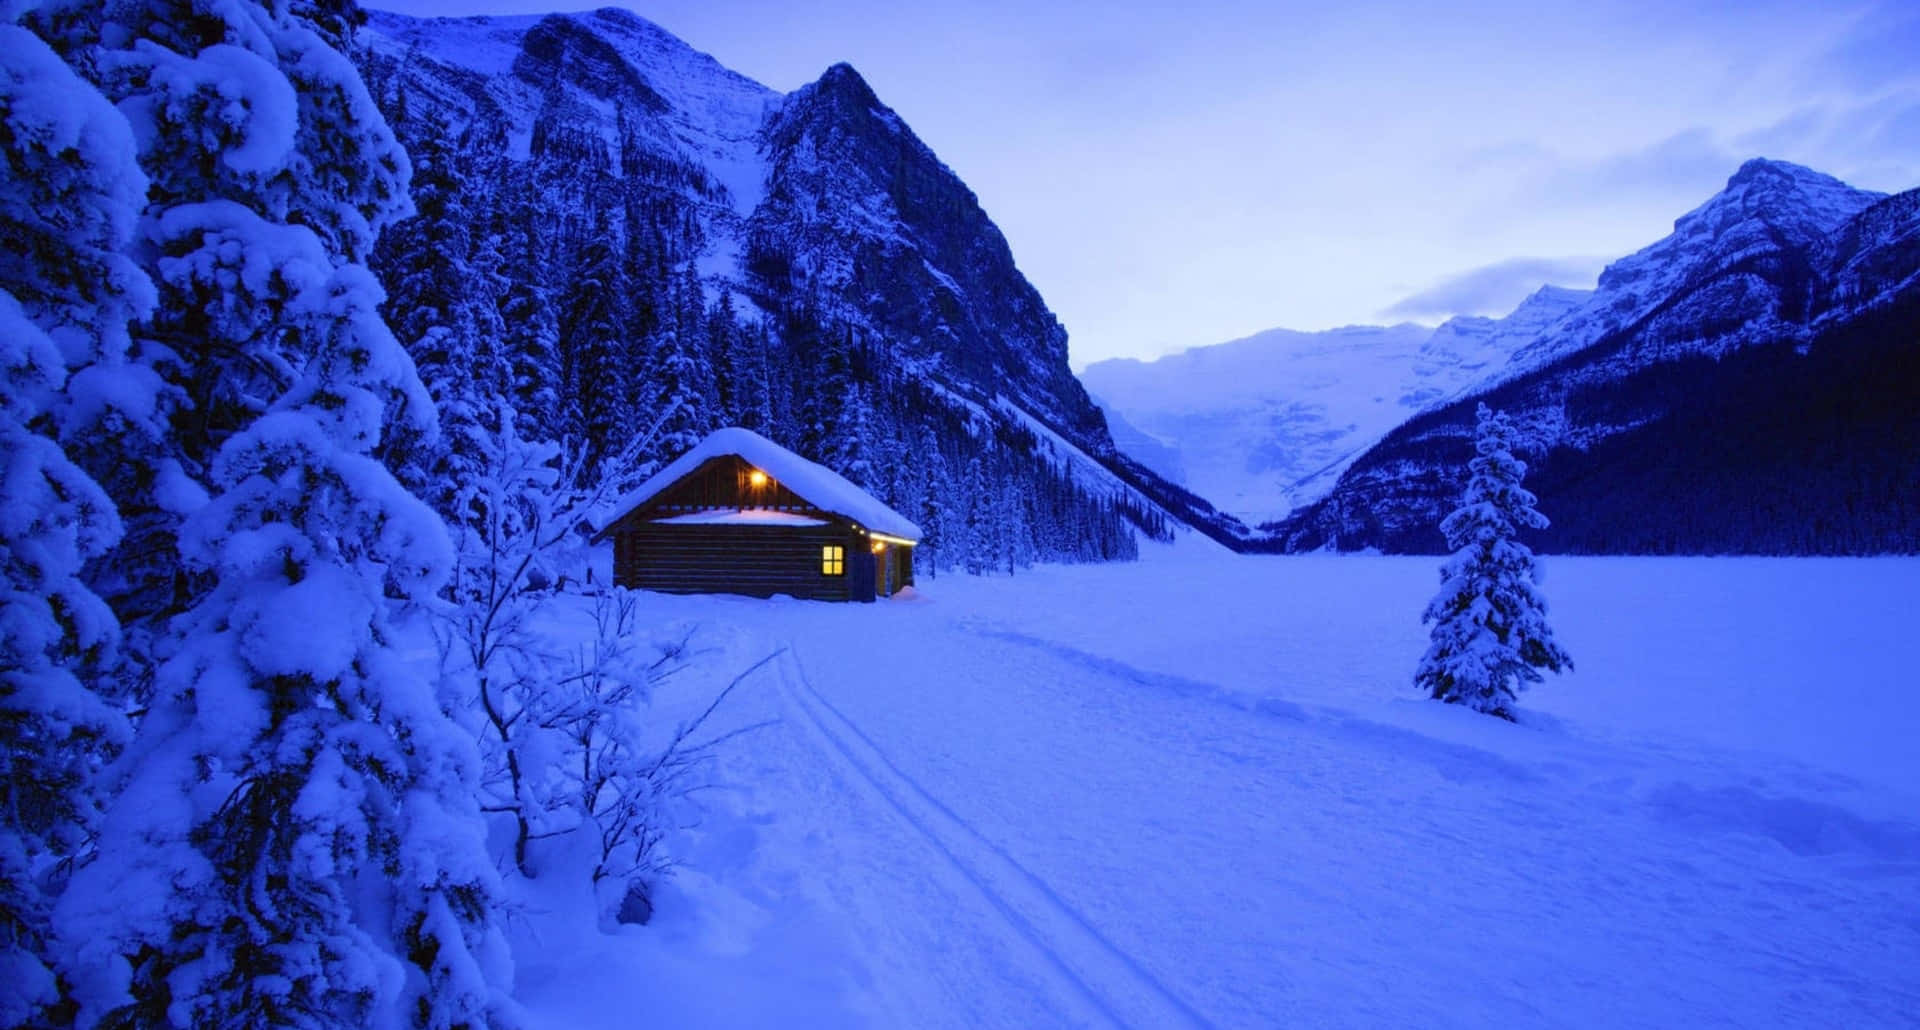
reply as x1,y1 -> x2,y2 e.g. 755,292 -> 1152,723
37,1 -> 515,1024
911,428 -> 947,577
558,212 -> 630,470
377,114 -> 506,516
0,24 -> 151,1022
709,291 -> 773,433
962,456 -> 991,575
1415,403 -> 1572,720
641,282 -> 717,461
735,320 -> 776,434
833,384 -> 879,491
498,192 -> 562,442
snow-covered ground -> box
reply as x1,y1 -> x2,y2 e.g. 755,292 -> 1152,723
525,542 -> 1920,1028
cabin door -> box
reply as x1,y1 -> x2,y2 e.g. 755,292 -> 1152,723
874,543 -> 891,597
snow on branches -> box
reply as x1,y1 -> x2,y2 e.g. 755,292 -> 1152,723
1415,403 -> 1572,720
0,23 -> 152,1025
30,1 -> 513,1026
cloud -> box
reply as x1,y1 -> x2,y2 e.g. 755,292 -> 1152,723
1801,1 -> 1920,93
1728,92 -> 1920,192
1537,128 -> 1743,206
1451,130 -> 1749,237
1380,256 -> 1608,321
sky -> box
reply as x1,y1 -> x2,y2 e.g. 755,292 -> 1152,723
373,0 -> 1920,366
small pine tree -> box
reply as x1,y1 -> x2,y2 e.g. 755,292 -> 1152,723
1415,403 -> 1571,720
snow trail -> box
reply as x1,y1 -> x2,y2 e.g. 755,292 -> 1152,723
775,646 -> 1213,1028
596,556 -> 1920,1028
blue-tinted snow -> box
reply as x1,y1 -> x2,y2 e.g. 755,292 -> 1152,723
517,544 -> 1920,1027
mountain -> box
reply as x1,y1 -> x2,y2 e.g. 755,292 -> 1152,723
1080,284 -> 1588,525
1089,395 -> 1187,487
357,7 -> 1214,563
1274,159 -> 1920,554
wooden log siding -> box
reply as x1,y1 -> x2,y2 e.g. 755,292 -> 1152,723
613,523 -> 873,601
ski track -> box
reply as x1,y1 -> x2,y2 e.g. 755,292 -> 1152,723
775,645 -> 1212,1029
640,557 -> 1920,1027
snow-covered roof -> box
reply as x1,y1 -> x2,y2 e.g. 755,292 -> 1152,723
653,509 -> 828,527
594,427 -> 922,541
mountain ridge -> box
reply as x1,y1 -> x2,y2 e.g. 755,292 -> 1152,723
1272,159 -> 1920,554
360,6 -> 1214,567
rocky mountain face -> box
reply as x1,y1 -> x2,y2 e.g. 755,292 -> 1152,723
1089,396 -> 1187,487
357,7 -> 1208,564
746,63 -> 1106,446
1274,160 -> 1920,554
1080,285 -> 1588,525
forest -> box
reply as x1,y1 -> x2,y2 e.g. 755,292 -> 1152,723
0,1 -> 1159,1025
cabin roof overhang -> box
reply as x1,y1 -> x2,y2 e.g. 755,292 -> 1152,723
590,428 -> 922,544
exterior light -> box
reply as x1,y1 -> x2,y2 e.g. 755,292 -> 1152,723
871,540 -> 886,553
748,469 -> 767,487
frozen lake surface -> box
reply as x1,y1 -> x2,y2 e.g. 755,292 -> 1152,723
519,544 -> 1920,1028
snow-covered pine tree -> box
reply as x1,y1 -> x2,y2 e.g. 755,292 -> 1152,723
39,0 -> 515,1025
1415,403 -> 1572,719
961,455 -> 992,575
737,320 -> 776,435
709,292 -> 774,434
0,23 -> 151,1022
377,111 -> 508,517
908,427 -> 946,578
499,199 -> 563,443
643,314 -> 717,461
559,216 -> 632,470
834,384 -> 879,491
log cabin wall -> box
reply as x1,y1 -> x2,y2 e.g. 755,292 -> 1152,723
612,523 -> 872,601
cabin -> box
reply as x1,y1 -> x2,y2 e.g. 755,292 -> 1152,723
590,427 -> 921,602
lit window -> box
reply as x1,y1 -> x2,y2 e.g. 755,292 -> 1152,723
821,545 -> 845,576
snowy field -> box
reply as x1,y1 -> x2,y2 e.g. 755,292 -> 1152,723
520,541 -> 1920,1028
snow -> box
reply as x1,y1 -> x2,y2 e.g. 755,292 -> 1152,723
1499,159 -> 1885,380
990,394 -> 1162,511
593,426 -> 921,540
530,551 -> 1920,1028
654,509 -> 829,527
361,6 -> 778,244
1078,323 -> 1457,524
196,44 -> 298,176
1084,281 -> 1596,527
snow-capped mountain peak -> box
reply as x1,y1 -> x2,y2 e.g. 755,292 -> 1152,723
1275,161 -> 1919,554
1599,157 -> 1882,293
1495,157 -> 1886,378
1079,295 -> 1566,524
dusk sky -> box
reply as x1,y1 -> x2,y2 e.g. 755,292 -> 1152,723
374,0 -> 1920,365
